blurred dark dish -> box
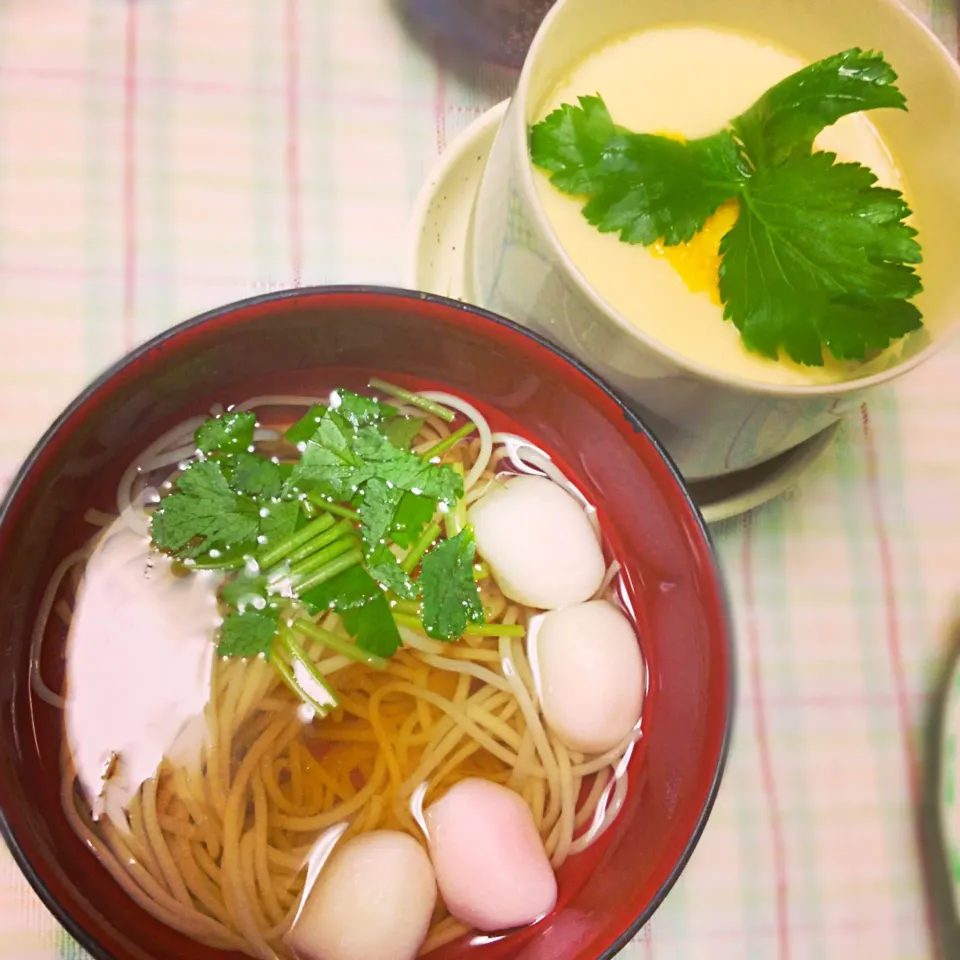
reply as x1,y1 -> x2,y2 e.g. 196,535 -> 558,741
406,0 -> 555,69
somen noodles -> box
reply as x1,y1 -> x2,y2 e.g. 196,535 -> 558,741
31,382 -> 646,960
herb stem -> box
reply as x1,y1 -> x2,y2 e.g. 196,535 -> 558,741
293,548 -> 364,594
368,378 -> 455,423
444,464 -> 467,539
464,623 -> 525,637
421,422 -> 477,461
274,629 -> 339,716
306,494 -> 360,522
391,612 -> 426,631
180,552 -> 249,571
289,536 -> 359,581
285,519 -> 355,566
389,597 -> 422,616
291,617 -> 388,670
473,561 -> 489,581
401,521 -> 442,573
257,513 -> 335,568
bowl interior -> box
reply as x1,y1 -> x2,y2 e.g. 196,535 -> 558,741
0,288 -> 731,960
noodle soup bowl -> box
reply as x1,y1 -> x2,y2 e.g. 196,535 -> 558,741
0,287 -> 732,960
468,0 -> 960,480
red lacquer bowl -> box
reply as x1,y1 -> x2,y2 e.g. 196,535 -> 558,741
0,288 -> 733,960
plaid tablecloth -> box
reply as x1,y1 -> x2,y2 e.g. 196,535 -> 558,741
1,2 -> 958,958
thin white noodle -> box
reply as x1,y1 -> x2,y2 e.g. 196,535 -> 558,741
419,391 -> 492,492
497,624 -> 564,829
592,560 -> 622,601
83,508 -> 116,527
548,739 -> 576,868
398,627 -> 449,656
116,415 -> 207,519
571,728 -> 641,778
233,395 -> 320,410
60,763 -> 254,954
569,765 -> 630,854
30,542 -> 100,709
419,655 -> 512,693
465,475 -> 502,506
315,655 -> 353,676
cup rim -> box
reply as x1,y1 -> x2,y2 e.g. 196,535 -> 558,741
0,284 -> 736,960
507,0 -> 960,399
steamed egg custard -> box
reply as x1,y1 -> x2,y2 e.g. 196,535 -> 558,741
34,385 -> 646,960
530,27 -> 923,387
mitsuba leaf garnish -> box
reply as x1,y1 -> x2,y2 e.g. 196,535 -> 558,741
367,545 -> 420,599
151,459 -> 261,558
195,410 -> 256,454
151,388 -> 482,672
285,415 -> 462,504
719,153 -> 922,364
301,565 -> 402,657
380,415 -> 426,452
257,499 -> 301,549
226,452 -> 283,498
730,48 -> 906,168
390,492 -> 436,548
284,404 -> 327,445
529,48 -> 922,366
329,389 -> 397,429
420,527 -> 484,641
217,607 -> 279,659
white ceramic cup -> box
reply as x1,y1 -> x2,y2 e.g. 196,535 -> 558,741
467,0 -> 960,481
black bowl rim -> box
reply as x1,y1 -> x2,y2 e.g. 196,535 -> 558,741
0,284 -> 736,960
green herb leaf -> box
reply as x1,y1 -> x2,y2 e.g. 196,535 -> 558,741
284,404 -> 327,445
367,544 -> 419,599
258,499 -> 301,549
380,415 -> 426,452
330,389 -> 396,428
195,411 -> 256,455
582,129 -> 748,246
358,478 -> 404,554
151,460 -> 260,558
217,608 -> 278,659
732,48 -> 907,168
530,95 -> 748,246
300,564 -> 382,614
286,418 -> 461,505
286,423 -> 372,500
299,565 -> 401,658
220,571 -> 269,610
353,427 -> 462,503
420,528 -> 484,641
719,153 -> 922,365
226,452 -> 282,498
340,593 -> 402,657
529,94 -> 617,194
391,492 -> 436,549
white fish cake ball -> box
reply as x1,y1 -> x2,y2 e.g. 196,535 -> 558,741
535,599 -> 644,754
288,830 -> 436,960
468,475 -> 605,610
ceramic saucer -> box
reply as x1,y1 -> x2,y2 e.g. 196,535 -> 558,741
404,100 -> 840,524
